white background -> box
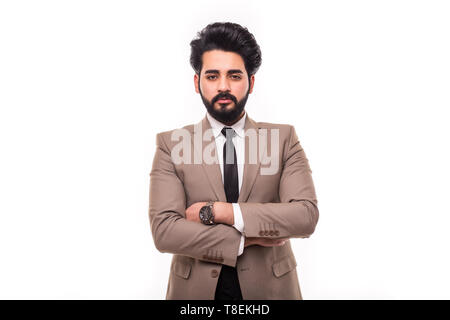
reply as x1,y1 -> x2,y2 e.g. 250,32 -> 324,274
1,0 -> 449,299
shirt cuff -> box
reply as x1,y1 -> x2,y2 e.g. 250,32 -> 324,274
232,203 -> 245,256
238,234 -> 245,256
232,203 -> 244,233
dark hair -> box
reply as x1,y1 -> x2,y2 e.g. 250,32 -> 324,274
190,22 -> 262,77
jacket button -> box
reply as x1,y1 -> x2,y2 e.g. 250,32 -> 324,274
259,231 -> 264,236
211,269 -> 219,278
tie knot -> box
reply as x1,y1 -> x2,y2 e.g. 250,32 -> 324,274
221,127 -> 236,139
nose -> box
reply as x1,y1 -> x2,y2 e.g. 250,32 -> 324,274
217,75 -> 231,92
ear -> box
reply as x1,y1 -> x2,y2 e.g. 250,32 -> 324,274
248,74 -> 255,94
194,73 -> 200,93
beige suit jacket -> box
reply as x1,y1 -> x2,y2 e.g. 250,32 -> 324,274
148,113 -> 319,300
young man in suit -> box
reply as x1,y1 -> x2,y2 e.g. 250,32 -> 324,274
149,22 -> 319,300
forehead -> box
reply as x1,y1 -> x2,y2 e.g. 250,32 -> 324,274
201,50 -> 245,72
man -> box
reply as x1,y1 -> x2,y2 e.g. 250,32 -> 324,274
148,22 -> 319,300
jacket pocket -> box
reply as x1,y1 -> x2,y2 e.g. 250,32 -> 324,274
272,255 -> 297,278
173,261 -> 192,279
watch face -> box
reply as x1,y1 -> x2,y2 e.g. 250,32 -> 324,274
199,206 -> 213,224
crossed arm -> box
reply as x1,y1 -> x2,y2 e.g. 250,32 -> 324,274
149,125 -> 319,267
184,201 -> 289,248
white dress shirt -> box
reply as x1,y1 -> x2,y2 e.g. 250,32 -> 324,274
206,111 -> 246,256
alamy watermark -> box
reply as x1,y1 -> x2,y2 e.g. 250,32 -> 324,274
170,124 -> 280,175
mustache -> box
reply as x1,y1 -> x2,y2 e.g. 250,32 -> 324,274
212,93 -> 237,104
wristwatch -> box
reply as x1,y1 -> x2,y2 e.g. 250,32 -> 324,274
199,201 -> 216,225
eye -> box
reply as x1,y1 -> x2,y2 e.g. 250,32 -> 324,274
206,75 -> 217,80
231,74 -> 241,80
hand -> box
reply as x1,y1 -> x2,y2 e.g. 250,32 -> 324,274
185,202 -> 207,223
244,237 -> 289,248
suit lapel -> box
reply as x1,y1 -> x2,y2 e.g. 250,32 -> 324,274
238,115 -> 265,203
190,113 -> 266,204
192,116 -> 227,202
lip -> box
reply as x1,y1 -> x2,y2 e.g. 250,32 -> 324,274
217,99 -> 232,103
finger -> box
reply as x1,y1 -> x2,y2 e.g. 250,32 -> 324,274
262,241 -> 285,247
275,240 -> 286,245
262,239 -> 285,247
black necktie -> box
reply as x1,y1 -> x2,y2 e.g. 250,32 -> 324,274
221,127 -> 239,203
215,126 -> 243,300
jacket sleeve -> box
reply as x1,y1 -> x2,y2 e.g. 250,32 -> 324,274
239,125 -> 319,239
148,132 -> 242,267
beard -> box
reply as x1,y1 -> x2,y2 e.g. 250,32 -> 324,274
199,85 -> 250,124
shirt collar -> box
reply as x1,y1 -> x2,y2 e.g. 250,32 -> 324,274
206,110 -> 247,138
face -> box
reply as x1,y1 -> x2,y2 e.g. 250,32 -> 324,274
194,50 -> 255,125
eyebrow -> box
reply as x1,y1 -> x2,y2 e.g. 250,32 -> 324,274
204,69 -> 244,75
